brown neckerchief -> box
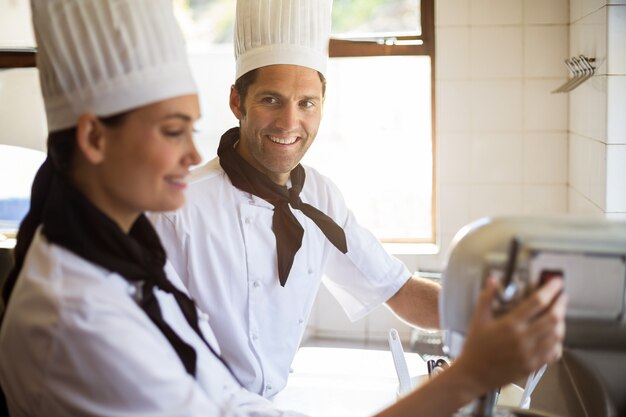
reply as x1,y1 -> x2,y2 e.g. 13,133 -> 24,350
218,127 -> 348,286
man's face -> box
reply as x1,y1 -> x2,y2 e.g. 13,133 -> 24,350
230,64 -> 323,186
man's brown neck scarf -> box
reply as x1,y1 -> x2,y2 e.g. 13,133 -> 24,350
218,127 -> 348,286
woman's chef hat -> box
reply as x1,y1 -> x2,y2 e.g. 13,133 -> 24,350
31,0 -> 197,133
234,0 -> 333,80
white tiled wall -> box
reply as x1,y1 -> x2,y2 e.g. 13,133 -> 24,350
435,0 -> 570,266
568,1 -> 626,216
307,0 -> 572,344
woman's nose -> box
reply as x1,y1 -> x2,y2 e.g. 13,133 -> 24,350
184,138 -> 202,167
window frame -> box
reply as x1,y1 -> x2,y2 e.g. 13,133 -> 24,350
328,0 -> 437,245
0,48 -> 36,69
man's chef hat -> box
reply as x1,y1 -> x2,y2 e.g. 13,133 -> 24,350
234,0 -> 333,80
31,0 -> 197,133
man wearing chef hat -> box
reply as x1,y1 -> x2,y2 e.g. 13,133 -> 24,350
152,0 -> 440,397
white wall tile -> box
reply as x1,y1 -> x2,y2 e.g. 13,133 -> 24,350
471,26 -> 523,78
436,0 -> 471,26
524,79 -> 569,131
570,6 -> 607,75
568,139 -> 581,195
436,27 -> 471,80
471,133 -> 523,183
568,134 -> 587,195
606,144 -> 626,211
575,0 -> 609,22
470,0 -> 523,25
524,133 -> 568,183
437,80 -> 472,132
524,25 -> 569,78
608,0 -> 626,5
469,184 -> 524,219
439,184 -> 472,235
607,6 -> 626,74
524,0 -> 569,24
523,185 -> 568,214
438,133 -> 472,183
568,187 -> 605,215
570,0 -> 583,23
606,212 -> 626,220
471,80 -> 523,131
607,76 -> 626,144
568,134 -> 607,209
569,75 -> 608,141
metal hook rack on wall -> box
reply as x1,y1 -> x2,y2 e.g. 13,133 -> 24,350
552,55 -> 596,93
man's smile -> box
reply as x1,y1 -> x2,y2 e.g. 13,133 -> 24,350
267,135 -> 299,145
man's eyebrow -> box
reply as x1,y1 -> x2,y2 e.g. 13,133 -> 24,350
254,90 -> 321,101
254,89 -> 283,98
300,94 -> 321,102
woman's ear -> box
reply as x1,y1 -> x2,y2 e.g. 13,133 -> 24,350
75,113 -> 106,164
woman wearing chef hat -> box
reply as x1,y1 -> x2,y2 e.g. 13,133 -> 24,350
0,0 -> 310,416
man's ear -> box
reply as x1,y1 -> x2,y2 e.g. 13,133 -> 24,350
229,85 -> 244,120
75,113 -> 106,164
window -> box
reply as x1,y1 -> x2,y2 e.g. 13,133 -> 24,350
0,0 -> 44,240
172,0 -> 238,161
0,145 -> 46,235
309,0 -> 436,244
1,2 -> 436,245
176,0 -> 436,245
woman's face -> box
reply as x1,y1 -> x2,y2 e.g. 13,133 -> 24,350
90,95 -> 201,229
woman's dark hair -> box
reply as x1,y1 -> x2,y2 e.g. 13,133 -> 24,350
1,112 -> 129,309
233,68 -> 327,115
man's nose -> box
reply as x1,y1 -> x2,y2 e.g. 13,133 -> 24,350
275,103 -> 298,131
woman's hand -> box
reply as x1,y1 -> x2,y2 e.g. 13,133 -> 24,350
453,276 -> 567,395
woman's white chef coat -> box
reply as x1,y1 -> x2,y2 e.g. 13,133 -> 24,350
151,158 -> 411,397
0,229 -> 307,417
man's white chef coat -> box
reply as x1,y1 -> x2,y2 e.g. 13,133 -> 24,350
151,158 -> 411,397
0,229 -> 306,417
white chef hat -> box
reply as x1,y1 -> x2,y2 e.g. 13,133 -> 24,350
31,0 -> 197,133
234,0 -> 332,80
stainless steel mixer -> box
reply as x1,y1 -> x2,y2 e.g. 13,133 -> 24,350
440,216 -> 626,417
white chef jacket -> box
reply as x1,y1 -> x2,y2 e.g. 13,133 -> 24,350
0,228 -> 306,417
150,157 -> 411,397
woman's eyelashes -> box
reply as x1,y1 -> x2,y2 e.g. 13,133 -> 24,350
162,125 -> 189,138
